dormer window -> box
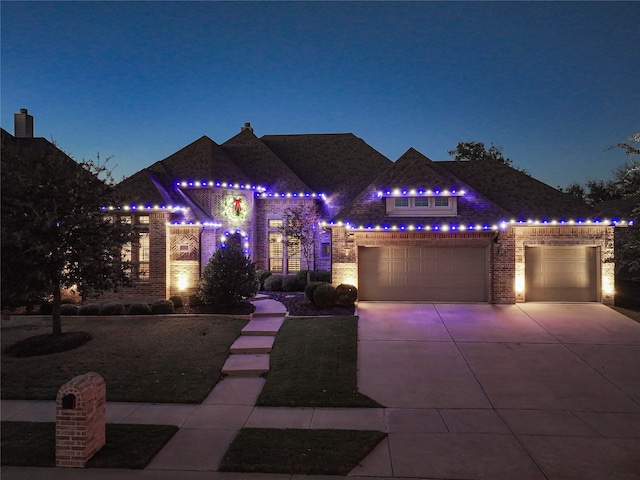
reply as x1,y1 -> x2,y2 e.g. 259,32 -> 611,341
386,196 -> 457,216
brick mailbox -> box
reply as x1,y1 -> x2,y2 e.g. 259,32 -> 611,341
55,372 -> 106,467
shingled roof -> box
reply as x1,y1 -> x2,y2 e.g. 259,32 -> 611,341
334,149 -> 512,228
260,133 -> 392,215
380,148 -> 461,192
222,129 -> 310,193
437,160 -> 598,221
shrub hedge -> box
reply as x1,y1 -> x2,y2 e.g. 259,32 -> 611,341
60,304 -> 78,315
78,303 -> 100,316
264,274 -> 283,292
168,295 -> 184,309
151,299 -> 175,314
99,303 -> 126,316
335,284 -> 358,306
128,303 -> 152,315
313,283 -> 337,309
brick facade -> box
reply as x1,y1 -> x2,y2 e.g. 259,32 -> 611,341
330,225 -> 614,304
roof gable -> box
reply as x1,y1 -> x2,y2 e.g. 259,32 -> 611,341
260,133 -> 392,213
222,129 -> 310,193
380,148 -> 460,193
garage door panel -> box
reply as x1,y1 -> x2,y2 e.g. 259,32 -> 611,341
358,246 -> 487,302
525,246 -> 597,302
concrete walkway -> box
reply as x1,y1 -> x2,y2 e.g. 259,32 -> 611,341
2,302 -> 640,479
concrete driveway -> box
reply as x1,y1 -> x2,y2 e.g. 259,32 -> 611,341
356,302 -> 640,480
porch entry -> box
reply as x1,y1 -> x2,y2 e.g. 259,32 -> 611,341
358,246 -> 487,302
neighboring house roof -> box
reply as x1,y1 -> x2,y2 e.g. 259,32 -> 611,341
260,133 -> 393,215
437,160 -> 598,222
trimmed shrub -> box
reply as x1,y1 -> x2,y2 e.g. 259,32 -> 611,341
256,270 -> 273,290
61,297 -> 77,305
188,294 -> 203,307
168,295 -> 183,309
313,283 -> 337,309
264,274 -> 283,292
335,284 -> 358,306
128,303 -> 152,315
151,299 -> 175,314
316,270 -> 331,283
78,303 -> 100,316
304,281 -> 325,305
282,274 -> 304,292
60,304 -> 78,315
296,269 -> 331,284
99,303 -> 126,316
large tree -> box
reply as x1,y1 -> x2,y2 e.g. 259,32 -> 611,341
1,134 -> 134,334
448,141 -> 529,175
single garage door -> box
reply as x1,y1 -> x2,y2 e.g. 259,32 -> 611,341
358,246 -> 487,302
525,246 -> 598,302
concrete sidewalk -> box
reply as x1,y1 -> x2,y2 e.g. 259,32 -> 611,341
3,302 -> 640,479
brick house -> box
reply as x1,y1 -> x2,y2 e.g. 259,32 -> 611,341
3,115 -> 624,304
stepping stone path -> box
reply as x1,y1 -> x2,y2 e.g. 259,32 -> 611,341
222,297 -> 287,377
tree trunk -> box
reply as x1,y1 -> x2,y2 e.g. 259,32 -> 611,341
52,284 -> 62,336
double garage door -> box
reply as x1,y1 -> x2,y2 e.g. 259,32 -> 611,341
358,245 -> 599,302
525,246 -> 598,302
358,246 -> 487,302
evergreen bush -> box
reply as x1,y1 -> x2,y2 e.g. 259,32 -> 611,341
282,274 -> 304,292
78,303 -> 100,316
188,294 -> 203,307
304,281 -> 325,305
197,234 -> 259,308
168,295 -> 183,309
256,270 -> 272,290
151,299 -> 175,314
313,283 -> 337,309
99,302 -> 126,315
60,303 -> 78,315
296,269 -> 331,284
264,274 -> 283,292
335,284 -> 358,306
128,303 -> 152,315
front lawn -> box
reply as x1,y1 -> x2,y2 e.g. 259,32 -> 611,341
1,316 -> 247,403
257,316 -> 380,407
1,421 -> 177,468
220,428 -> 386,475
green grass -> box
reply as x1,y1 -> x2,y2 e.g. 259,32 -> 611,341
1,316 -> 247,403
1,422 -> 178,468
257,316 -> 381,407
220,428 -> 387,475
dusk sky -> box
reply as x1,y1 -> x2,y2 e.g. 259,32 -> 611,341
2,1 -> 638,189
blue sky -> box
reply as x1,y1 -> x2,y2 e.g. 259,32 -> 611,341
2,1 -> 638,188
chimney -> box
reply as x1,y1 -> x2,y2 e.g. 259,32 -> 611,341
14,108 -> 34,138
240,122 -> 253,133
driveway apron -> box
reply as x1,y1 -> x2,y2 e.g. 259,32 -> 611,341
357,302 -> 640,480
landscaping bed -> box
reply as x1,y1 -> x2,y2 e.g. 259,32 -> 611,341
266,291 -> 355,316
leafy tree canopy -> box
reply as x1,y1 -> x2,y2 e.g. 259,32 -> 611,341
1,133 -> 135,334
448,141 -> 530,175
279,203 -> 322,278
